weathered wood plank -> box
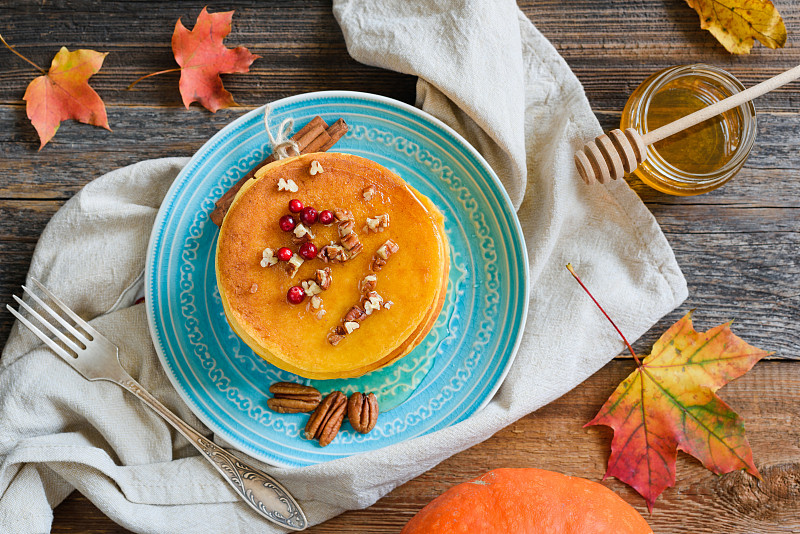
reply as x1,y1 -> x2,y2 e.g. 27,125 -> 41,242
1,108 -> 799,204
2,1 -> 799,112
52,360 -> 800,533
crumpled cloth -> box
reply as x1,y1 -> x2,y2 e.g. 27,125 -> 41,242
0,1 -> 686,532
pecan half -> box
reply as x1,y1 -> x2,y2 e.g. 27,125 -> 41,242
347,392 -> 379,434
267,382 -> 322,413
305,391 -> 347,446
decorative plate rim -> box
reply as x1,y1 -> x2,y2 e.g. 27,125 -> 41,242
145,90 -> 529,467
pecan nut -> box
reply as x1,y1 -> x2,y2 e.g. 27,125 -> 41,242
370,257 -> 387,272
341,231 -> 360,250
315,267 -> 332,290
347,392 -> 379,434
344,305 -> 367,323
267,382 -> 322,413
334,208 -> 353,222
320,244 -> 345,263
305,391 -> 347,446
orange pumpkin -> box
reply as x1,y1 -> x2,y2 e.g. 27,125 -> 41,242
401,468 -> 652,534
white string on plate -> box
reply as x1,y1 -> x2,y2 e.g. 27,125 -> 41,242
263,105 -> 300,160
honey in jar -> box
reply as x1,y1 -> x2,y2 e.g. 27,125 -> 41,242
620,64 -> 756,196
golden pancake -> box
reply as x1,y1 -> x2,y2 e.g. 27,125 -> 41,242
216,152 -> 449,379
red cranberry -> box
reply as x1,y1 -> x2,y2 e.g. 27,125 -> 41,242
279,214 -> 296,232
287,286 -> 305,304
300,206 -> 318,225
299,242 -> 318,260
277,247 -> 293,262
318,210 -> 334,226
288,199 -> 304,213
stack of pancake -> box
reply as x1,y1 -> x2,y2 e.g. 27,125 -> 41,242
216,152 -> 449,379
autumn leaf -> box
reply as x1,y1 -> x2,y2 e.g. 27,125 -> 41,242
685,0 -> 787,54
1,35 -> 110,149
566,265 -> 771,510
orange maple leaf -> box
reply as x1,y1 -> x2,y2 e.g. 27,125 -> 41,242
567,265 -> 771,511
0,35 -> 110,149
172,7 -> 260,112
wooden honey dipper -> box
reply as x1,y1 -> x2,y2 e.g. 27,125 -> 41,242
575,64 -> 800,185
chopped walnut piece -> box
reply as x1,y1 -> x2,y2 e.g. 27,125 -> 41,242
327,332 -> 344,346
363,291 -> 384,315
384,300 -> 394,309
249,283 -> 259,294
311,295 -> 323,310
287,253 -> 304,278
362,185 -> 375,201
344,321 -> 360,334
344,306 -> 367,323
315,267 -> 332,290
316,309 -> 327,320
309,160 -> 324,175
260,247 -> 278,267
301,280 -> 322,296
293,223 -> 315,239
365,214 -> 390,233
278,178 -> 299,193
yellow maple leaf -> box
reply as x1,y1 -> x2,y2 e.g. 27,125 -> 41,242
685,0 -> 787,54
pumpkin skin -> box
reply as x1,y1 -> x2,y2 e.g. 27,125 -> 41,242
401,468 -> 652,534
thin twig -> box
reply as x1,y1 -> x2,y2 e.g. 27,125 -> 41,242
0,33 -> 46,74
566,263 -> 641,366
127,67 -> 182,90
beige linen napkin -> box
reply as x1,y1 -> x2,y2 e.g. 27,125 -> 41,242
0,1 -> 686,532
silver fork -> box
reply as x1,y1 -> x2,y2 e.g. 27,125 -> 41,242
7,279 -> 307,531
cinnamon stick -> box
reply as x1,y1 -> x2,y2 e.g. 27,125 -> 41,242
209,116 -> 348,227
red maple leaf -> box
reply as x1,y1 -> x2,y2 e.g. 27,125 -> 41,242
1,35 -> 110,149
172,7 -> 260,112
567,265 -> 771,511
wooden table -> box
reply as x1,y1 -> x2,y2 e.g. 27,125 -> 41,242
2,1 -> 798,532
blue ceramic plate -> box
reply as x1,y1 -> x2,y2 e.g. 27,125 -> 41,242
145,91 -> 528,467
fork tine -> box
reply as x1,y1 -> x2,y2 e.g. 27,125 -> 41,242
21,286 -> 91,346
12,295 -> 85,355
7,304 -> 76,362
29,278 -> 100,339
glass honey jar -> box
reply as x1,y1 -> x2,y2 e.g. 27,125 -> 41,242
620,64 -> 756,196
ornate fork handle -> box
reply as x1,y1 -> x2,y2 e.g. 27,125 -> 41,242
119,378 -> 307,531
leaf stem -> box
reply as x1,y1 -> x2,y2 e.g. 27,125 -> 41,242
566,263 -> 641,366
127,68 -> 183,90
0,33 -> 46,74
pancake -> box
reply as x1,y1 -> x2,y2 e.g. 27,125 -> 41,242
216,152 -> 449,379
